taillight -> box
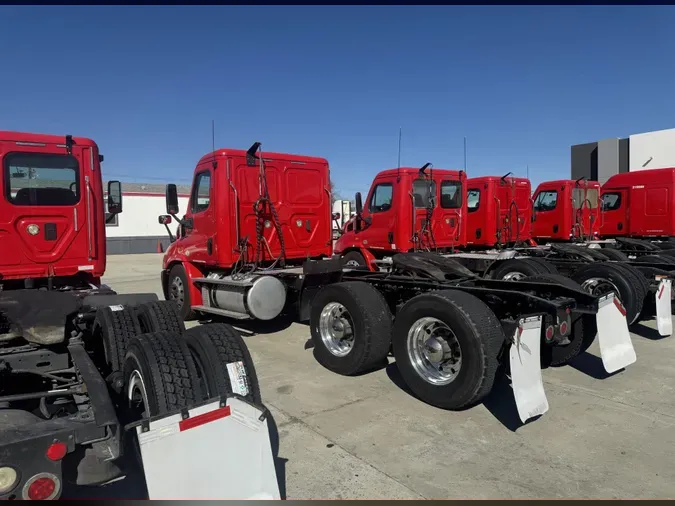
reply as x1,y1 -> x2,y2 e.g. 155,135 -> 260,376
559,320 -> 570,336
22,473 -> 60,500
545,325 -> 555,342
46,442 -> 67,461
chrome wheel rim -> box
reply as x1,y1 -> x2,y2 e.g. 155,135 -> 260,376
127,370 -> 150,418
170,276 -> 184,308
503,271 -> 526,281
407,317 -> 462,385
580,277 -> 620,298
319,302 -> 355,357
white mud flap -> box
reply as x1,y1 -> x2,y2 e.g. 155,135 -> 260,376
655,277 -> 673,337
509,316 -> 549,424
596,293 -> 636,373
135,397 -> 280,500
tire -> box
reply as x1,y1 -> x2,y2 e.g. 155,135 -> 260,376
610,262 -> 650,305
183,323 -> 262,405
93,306 -> 142,373
392,289 -> 504,410
310,281 -> 393,376
634,254 -> 675,267
657,249 -> 675,259
342,251 -> 368,269
123,331 -> 202,417
571,262 -> 644,325
491,257 -> 552,281
167,264 -> 198,321
524,274 -> 597,367
136,300 -> 186,334
598,248 -> 630,261
523,256 -> 559,274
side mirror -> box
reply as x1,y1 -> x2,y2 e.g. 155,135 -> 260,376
332,212 -> 341,221
107,181 -> 123,214
364,216 -> 373,226
158,215 -> 172,225
166,184 -> 179,215
355,192 -> 363,215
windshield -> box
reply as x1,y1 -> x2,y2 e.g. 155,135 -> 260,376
4,152 -> 80,206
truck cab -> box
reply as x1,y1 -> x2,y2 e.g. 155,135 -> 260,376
600,168 -> 675,239
0,131 -> 121,289
531,179 -> 600,243
465,175 -> 532,247
160,143 -> 333,320
333,167 -> 466,267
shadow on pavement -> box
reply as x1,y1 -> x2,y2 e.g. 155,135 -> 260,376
631,323 -> 669,341
567,351 -> 622,380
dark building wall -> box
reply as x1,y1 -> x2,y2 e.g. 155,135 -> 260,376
107,236 -> 172,255
597,138 -> 620,184
619,138 -> 629,173
571,142 -> 598,180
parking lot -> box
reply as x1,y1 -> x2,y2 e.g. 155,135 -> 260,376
104,253 -> 675,499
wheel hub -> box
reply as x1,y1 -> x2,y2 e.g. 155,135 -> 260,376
423,337 -> 444,364
407,317 -> 463,385
170,277 -> 184,308
503,271 -> 526,281
319,302 -> 355,357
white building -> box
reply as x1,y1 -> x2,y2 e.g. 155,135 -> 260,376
104,182 -> 191,254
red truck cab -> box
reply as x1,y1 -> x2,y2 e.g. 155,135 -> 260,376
333,166 -> 466,267
465,175 -> 532,247
531,179 -> 601,243
0,131 -> 121,288
160,143 -> 332,319
600,168 -> 675,239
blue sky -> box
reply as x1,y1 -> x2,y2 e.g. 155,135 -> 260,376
1,6 -> 674,196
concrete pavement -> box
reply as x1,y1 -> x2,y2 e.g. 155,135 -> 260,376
103,253 -> 675,499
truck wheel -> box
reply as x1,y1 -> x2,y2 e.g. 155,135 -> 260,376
123,331 -> 202,417
657,249 -> 675,259
93,306 -> 142,373
571,262 -> 644,325
635,254 -> 675,267
342,251 -> 367,269
310,281 -> 392,375
491,257 -> 552,281
524,256 -> 559,274
598,248 -> 630,261
167,264 -> 198,321
136,300 -> 186,334
525,274 -> 597,367
391,290 -> 504,410
182,323 -> 262,405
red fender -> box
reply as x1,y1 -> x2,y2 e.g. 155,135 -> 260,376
359,247 -> 378,272
181,261 -> 205,307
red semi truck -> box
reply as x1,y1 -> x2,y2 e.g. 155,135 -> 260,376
334,167 -> 672,328
0,131 -> 279,500
160,150 -> 637,424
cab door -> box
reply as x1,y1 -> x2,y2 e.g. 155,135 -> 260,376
432,179 -> 464,248
600,189 -> 628,237
181,164 -> 217,264
531,187 -> 562,240
357,176 -> 398,252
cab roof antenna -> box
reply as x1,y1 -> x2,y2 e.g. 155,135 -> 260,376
397,127 -> 402,182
